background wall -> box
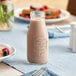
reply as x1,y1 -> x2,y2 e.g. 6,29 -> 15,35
13,0 -> 69,10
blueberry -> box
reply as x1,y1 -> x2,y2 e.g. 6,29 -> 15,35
3,50 -> 8,56
32,7 -> 36,10
46,12 -> 52,16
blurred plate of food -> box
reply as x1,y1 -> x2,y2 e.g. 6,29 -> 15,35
0,43 -> 16,62
14,5 -> 70,23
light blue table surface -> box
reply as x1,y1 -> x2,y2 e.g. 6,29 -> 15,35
0,18 -> 76,76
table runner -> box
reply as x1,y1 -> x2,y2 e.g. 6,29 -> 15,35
0,19 -> 76,76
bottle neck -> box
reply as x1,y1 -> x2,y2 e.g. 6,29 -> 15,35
30,11 -> 45,20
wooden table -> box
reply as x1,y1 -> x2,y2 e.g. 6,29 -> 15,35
0,15 -> 76,76
0,63 -> 22,76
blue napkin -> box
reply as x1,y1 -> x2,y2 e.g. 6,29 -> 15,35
21,67 -> 58,76
48,32 -> 70,38
48,27 -> 70,38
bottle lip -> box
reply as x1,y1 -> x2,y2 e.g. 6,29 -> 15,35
30,11 -> 45,18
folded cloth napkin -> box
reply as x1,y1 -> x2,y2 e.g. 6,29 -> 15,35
21,67 -> 58,76
48,27 -> 70,38
48,32 -> 70,38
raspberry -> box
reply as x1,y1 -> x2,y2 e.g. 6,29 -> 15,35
30,5 -> 33,9
19,14 -> 22,17
0,0 -> 5,2
25,15 -> 30,19
43,5 -> 48,9
39,8 -> 44,11
30,5 -> 36,10
2,48 -> 9,55
58,10 -> 61,14
46,12 -> 51,16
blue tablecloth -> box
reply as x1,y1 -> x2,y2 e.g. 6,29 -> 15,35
0,19 -> 76,76
22,67 -> 58,76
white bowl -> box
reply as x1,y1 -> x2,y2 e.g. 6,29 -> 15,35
0,43 -> 16,62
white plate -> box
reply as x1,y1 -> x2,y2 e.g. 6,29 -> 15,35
0,43 -> 16,62
14,8 -> 70,23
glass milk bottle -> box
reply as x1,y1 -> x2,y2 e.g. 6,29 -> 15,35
27,11 -> 48,64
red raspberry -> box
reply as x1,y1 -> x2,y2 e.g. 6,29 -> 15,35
19,14 -> 22,17
30,5 -> 36,10
2,48 -> 9,55
39,8 -> 44,11
25,15 -> 30,19
30,5 -> 33,9
43,5 -> 48,9
58,10 -> 61,14
0,0 -> 5,2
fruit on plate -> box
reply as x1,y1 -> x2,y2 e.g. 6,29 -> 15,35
43,5 -> 48,9
19,5 -> 61,19
0,0 -> 6,2
0,47 -> 10,57
30,5 -> 37,10
45,9 -> 60,19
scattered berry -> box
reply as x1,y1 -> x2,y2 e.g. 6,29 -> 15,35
30,5 -> 36,10
46,12 -> 52,16
25,15 -> 30,19
2,48 -> 9,55
43,5 -> 48,9
58,10 -> 61,14
0,0 -> 5,2
3,50 -> 8,56
39,8 -> 44,11
19,14 -> 22,17
32,7 -> 36,10
30,5 -> 33,9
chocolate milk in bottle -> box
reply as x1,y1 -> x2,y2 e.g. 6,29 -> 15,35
27,11 -> 48,64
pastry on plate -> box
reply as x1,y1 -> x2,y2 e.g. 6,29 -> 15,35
19,5 -> 61,19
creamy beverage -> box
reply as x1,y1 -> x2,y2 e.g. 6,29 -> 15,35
27,11 -> 48,64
